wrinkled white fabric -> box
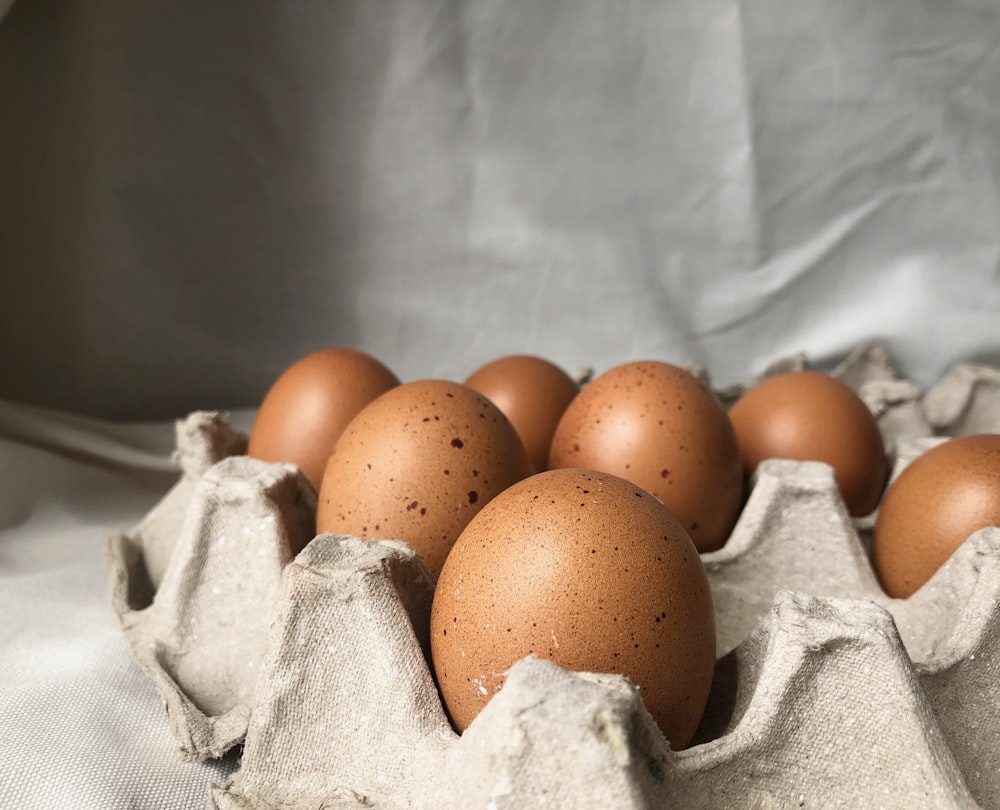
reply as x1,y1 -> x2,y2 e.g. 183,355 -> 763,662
0,406 -> 239,808
1,0 -> 999,420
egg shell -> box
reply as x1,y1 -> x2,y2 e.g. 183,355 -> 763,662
464,354 -> 580,473
872,433 -> 1000,598
316,379 -> 533,577
548,360 -> 743,552
247,348 -> 400,490
727,370 -> 888,517
430,467 -> 716,750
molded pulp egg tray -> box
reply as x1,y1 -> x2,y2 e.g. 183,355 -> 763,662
105,344 -> 1000,809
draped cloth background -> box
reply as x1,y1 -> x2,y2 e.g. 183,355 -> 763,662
2,0 -> 999,419
1,1 -> 999,807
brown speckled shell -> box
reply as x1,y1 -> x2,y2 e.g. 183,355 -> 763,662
316,379 -> 533,578
872,434 -> 1000,597
430,467 -> 716,750
548,361 -> 743,552
247,348 -> 400,490
727,370 -> 888,517
464,354 -> 580,473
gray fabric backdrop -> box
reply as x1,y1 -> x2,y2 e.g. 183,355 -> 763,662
2,0 -> 998,420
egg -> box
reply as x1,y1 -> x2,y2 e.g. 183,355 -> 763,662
548,361 -> 743,552
727,371 -> 888,517
871,434 -> 1000,598
430,467 -> 716,749
316,379 -> 533,577
247,348 -> 400,490
463,354 -> 580,473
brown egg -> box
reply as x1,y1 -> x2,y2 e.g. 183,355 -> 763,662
247,348 -> 400,490
430,467 -> 716,749
727,371 -> 888,517
872,434 -> 1000,598
548,361 -> 743,552
464,354 -> 580,473
316,379 -> 533,577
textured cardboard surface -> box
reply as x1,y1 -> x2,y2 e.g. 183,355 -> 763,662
106,345 -> 1000,806
208,529 -> 995,809
106,413 -> 316,759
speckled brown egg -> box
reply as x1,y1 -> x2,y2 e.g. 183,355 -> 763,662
548,361 -> 743,552
430,467 -> 716,749
464,354 -> 580,473
247,347 -> 400,491
316,379 -> 533,577
872,434 -> 1000,598
727,371 -> 888,517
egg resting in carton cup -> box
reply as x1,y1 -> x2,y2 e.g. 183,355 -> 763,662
105,343 -> 1000,808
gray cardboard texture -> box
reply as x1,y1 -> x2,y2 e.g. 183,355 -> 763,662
924,364 -> 1000,437
106,345 -> 1000,807
107,414 -> 316,759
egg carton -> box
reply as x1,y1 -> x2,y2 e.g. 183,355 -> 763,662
106,413 -> 316,758
104,343 -> 1000,808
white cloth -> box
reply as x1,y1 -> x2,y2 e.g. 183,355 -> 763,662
1,0 -> 999,420
0,402 -> 245,808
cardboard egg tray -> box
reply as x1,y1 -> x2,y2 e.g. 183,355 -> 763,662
105,343 -> 1000,809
